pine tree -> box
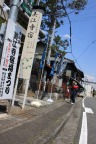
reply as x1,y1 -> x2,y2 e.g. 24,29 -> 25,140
39,0 -> 87,58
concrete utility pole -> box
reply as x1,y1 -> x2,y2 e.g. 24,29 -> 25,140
8,0 -> 20,22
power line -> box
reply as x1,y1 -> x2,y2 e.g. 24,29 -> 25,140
76,40 -> 96,60
63,2 -> 96,24
64,17 -> 96,24
83,4 -> 96,11
64,5 -> 96,18
71,40 -> 96,70
64,15 -> 96,24
72,15 -> 96,21
71,52 -> 82,70
61,0 -> 87,73
70,52 -> 85,79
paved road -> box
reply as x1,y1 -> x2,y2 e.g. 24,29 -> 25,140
85,97 -> 96,144
52,98 -> 82,144
74,96 -> 96,144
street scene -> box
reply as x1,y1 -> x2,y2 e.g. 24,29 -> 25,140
0,0 -> 96,144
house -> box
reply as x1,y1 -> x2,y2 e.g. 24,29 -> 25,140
61,58 -> 84,98
30,49 -> 84,98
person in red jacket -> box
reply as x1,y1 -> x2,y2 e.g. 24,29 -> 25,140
70,81 -> 79,104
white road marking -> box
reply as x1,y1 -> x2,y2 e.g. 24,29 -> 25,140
82,97 -> 86,108
79,112 -> 87,144
79,97 -> 94,144
85,108 -> 94,114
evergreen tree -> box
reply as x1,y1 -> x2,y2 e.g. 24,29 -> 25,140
51,35 -> 69,55
39,0 -> 87,56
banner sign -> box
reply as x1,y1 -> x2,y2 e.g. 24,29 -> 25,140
19,8 -> 43,80
0,19 -> 22,99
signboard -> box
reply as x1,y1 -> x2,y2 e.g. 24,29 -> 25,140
66,70 -> 71,77
21,0 -> 34,16
18,8 -> 43,80
0,19 -> 22,99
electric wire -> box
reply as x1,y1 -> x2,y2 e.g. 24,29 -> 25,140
71,52 -> 82,70
61,0 -> 96,78
83,3 -> 96,11
63,1 -> 96,24
72,15 -> 96,20
60,0 -> 93,74
76,40 -> 96,60
71,40 -> 96,74
64,13 -> 96,23
64,16 -> 96,24
70,52 -> 85,79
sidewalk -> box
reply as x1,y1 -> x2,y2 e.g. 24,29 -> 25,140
0,98 -> 82,144
52,99 -> 82,144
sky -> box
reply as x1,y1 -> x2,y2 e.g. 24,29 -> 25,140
57,0 -> 96,82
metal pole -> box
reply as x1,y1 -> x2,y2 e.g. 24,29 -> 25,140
8,0 -> 20,22
0,0 -> 5,7
37,35 -> 48,99
7,0 -> 20,107
37,0 -> 41,5
12,78 -> 19,106
22,80 -> 29,109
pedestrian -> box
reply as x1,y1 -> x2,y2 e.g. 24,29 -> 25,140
70,81 -> 79,104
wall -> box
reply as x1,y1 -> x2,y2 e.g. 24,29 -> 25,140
83,83 -> 92,97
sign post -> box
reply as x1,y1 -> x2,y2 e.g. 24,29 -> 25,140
0,19 -> 22,99
12,6 -> 44,108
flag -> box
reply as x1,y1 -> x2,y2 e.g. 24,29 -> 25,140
49,52 -> 60,77
39,35 -> 48,69
56,55 -> 68,77
39,47 -> 46,69
57,55 -> 65,74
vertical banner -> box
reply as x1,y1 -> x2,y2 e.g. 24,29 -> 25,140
0,19 -> 22,99
19,8 -> 44,80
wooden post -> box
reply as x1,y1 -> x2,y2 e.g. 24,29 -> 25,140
12,78 -> 19,106
22,80 -> 29,109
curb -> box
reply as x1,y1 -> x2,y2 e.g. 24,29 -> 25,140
41,104 -> 76,144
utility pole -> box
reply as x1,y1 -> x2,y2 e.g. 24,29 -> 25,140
8,0 -> 20,22
0,0 -> 5,22
0,0 -> 5,7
